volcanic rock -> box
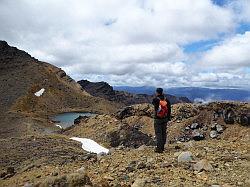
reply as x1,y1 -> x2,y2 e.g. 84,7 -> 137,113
193,159 -> 213,172
210,130 -> 218,139
192,130 -> 205,141
178,151 -> 193,163
190,123 -> 200,129
216,124 -> 224,133
107,124 -> 154,148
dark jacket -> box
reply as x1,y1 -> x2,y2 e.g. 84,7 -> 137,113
152,94 -> 171,120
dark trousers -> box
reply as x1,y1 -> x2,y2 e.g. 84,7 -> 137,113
154,118 -> 168,151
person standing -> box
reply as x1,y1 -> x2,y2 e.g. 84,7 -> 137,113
152,88 -> 171,153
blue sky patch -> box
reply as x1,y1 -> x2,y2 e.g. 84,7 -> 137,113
183,39 -> 220,53
212,0 -> 229,7
236,23 -> 250,34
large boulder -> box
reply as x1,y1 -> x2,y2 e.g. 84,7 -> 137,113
115,104 -> 154,120
177,151 -> 193,163
223,108 -> 235,124
238,114 -> 250,126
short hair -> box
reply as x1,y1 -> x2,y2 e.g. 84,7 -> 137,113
156,88 -> 163,95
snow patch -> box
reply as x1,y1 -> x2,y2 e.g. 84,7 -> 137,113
34,88 -> 45,97
70,137 -> 109,154
56,124 -> 63,129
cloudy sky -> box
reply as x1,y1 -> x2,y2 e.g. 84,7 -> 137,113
0,0 -> 249,89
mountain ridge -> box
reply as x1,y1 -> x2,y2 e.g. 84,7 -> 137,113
78,80 -> 191,106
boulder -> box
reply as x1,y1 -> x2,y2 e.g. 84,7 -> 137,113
223,109 -> 235,124
137,162 -> 147,169
202,125 -> 208,131
210,130 -> 218,139
178,151 -> 193,163
211,123 -> 217,130
193,159 -> 213,172
216,124 -> 223,133
177,135 -> 191,142
190,123 -> 200,129
238,114 -> 250,126
115,104 -> 153,119
192,130 -> 205,141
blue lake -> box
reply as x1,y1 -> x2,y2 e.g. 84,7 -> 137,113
52,112 -> 95,128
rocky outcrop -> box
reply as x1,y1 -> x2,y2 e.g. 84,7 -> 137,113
107,124 -> 154,148
171,102 -> 250,142
78,79 -> 191,106
210,102 -> 249,126
115,104 -> 154,119
64,101 -> 249,149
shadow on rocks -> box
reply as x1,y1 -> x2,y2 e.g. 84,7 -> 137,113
107,123 -> 154,148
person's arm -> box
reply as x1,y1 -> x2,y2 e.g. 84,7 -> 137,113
167,99 -> 171,120
152,98 -> 159,111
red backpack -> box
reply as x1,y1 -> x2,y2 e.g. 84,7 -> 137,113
157,98 -> 168,118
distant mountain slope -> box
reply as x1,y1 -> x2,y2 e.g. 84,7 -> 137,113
78,80 -> 191,105
114,86 -> 250,102
166,87 -> 250,102
0,41 -> 117,137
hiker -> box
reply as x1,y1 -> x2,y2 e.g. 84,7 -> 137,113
152,88 -> 171,153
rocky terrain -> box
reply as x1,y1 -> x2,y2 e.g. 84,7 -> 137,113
1,101 -> 249,187
78,80 -> 191,106
65,102 -> 249,146
0,41 -> 118,138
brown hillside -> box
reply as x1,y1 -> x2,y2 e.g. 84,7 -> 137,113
0,41 -> 118,138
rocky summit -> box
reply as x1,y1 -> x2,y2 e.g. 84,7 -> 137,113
0,42 -> 249,187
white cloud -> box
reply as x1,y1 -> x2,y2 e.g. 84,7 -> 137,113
191,73 -> 218,82
201,31 -> 250,68
0,0 -> 249,89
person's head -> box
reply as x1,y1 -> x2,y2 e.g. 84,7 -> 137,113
156,88 -> 163,96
